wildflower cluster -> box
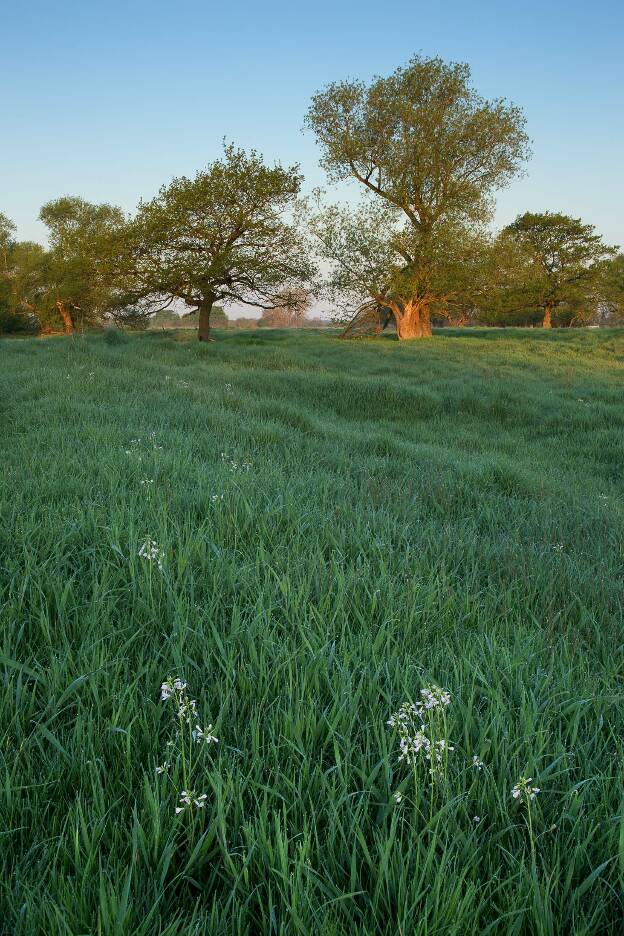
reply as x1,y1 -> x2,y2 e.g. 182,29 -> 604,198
220,452 -> 252,472
512,776 -> 541,859
176,790 -> 208,814
387,685 -> 545,861
124,433 -> 164,458
388,685 -> 454,801
512,777 -> 541,802
158,677 -> 219,817
160,678 -> 218,744
138,538 -> 164,572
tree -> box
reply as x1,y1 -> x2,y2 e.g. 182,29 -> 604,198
0,213 -> 47,333
305,56 -> 529,338
0,212 -> 16,268
307,197 -> 495,337
596,253 -> 624,324
39,196 -> 125,332
259,288 -> 311,327
501,212 -> 617,328
116,144 -> 314,341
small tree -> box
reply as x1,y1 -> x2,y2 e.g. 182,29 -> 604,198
596,253 -> 624,325
0,212 -> 16,268
501,212 -> 617,328
0,213 -> 47,333
39,196 -> 125,332
306,56 -> 529,338
117,144 -> 314,341
260,288 -> 311,327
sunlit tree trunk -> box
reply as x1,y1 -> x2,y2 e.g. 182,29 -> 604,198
394,300 -> 433,339
56,300 -> 74,334
542,303 -> 552,329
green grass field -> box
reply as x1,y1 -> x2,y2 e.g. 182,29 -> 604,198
1,327 -> 624,934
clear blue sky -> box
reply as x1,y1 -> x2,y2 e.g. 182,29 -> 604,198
3,0 -> 623,247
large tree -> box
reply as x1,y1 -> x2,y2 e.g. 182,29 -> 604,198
305,56 -> 529,338
39,196 -> 125,333
116,144 -> 314,340
306,197 -> 495,337
501,212 -> 617,328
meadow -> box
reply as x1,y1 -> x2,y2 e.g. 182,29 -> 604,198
1,327 -> 624,935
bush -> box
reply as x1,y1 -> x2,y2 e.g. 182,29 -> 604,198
0,307 -> 40,335
103,327 -> 129,346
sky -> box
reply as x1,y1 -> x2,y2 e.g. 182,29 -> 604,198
3,0 -> 623,254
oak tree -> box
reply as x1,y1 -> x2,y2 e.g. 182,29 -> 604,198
118,145 -> 314,340
501,212 -> 617,328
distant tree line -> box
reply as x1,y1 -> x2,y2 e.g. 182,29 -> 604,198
2,56 -> 622,340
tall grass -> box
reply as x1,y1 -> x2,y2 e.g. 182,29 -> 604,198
1,327 -> 623,934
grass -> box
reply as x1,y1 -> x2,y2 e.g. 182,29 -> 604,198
1,326 -> 624,934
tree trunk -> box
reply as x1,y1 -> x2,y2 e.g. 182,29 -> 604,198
543,304 -> 552,329
395,301 -> 432,340
197,301 -> 214,341
56,300 -> 74,334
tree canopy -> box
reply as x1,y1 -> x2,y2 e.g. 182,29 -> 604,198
500,212 -> 617,327
114,144 -> 315,340
38,196 -> 126,332
305,55 -> 530,338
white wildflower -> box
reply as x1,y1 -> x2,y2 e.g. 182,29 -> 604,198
419,685 -> 451,709
160,677 -> 186,700
472,755 -> 484,770
138,538 -> 164,572
192,724 -> 218,744
176,790 -> 208,814
394,791 -> 402,804
512,777 -> 541,802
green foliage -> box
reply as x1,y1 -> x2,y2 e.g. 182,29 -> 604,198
103,326 -> 130,345
0,210 -> 16,254
305,56 -> 530,328
306,56 -> 530,228
38,196 -> 127,331
0,211 -> 46,333
116,144 -> 315,334
500,212 -> 617,325
597,253 -> 624,323
306,198 -> 494,321
1,329 -> 624,933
